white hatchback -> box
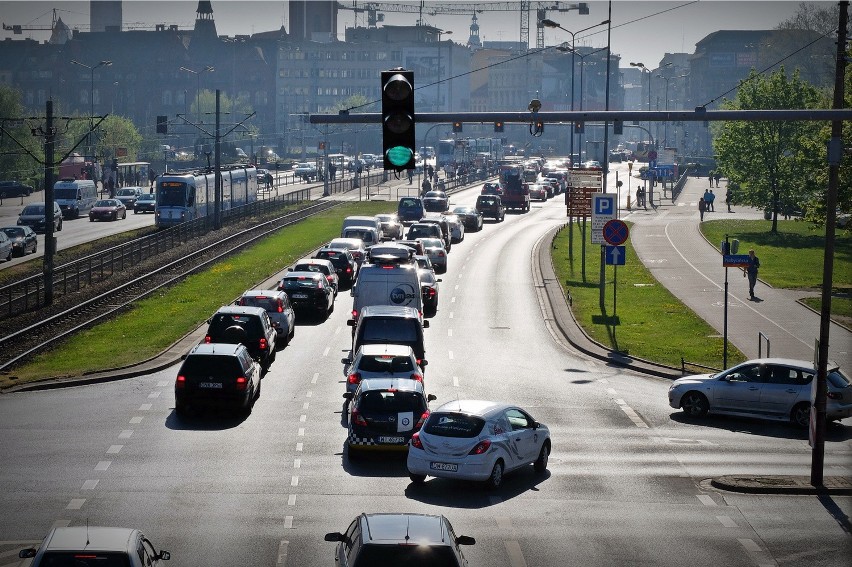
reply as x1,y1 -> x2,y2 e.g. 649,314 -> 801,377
342,343 -> 425,394
407,400 -> 551,490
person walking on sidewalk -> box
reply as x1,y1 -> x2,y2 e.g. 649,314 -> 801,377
707,189 -> 716,212
714,171 -> 721,187
698,196 -> 706,221
744,249 -> 760,299
725,188 -> 733,212
708,170 -> 715,186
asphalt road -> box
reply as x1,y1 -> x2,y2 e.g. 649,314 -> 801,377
0,185 -> 849,567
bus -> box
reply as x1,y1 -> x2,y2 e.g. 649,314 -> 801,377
154,165 -> 258,228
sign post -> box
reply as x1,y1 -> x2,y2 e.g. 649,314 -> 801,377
593,193 -> 617,309
603,219 -> 629,316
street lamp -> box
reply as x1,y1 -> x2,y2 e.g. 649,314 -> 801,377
436,30 -> 452,112
558,44 -> 608,161
542,18 -> 609,166
629,62 -> 652,148
180,65 -> 215,124
656,71 -> 689,147
71,59 -> 112,159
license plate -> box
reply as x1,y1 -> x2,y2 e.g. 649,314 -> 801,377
430,462 -> 458,472
379,436 -> 405,444
199,382 -> 223,389
292,293 -> 309,299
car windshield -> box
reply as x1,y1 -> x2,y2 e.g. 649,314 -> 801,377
424,412 -> 486,438
117,189 -> 136,196
94,200 -> 115,207
358,390 -> 426,413
54,188 -> 79,200
21,205 -> 45,215
138,194 -> 155,201
38,551 -> 133,566
358,355 -> 415,373
1,227 -> 23,237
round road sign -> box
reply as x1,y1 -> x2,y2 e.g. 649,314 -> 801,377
603,219 -> 629,246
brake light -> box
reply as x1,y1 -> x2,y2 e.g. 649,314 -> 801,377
351,310 -> 358,319
469,439 -> 491,455
277,299 -> 283,313
204,335 -> 211,344
827,391 -> 842,400
347,373 -> 361,385
410,432 -> 423,449
437,251 -> 445,257
175,375 -> 186,389
351,408 -> 368,427
381,265 -> 394,269
410,373 -> 423,382
326,275 -> 334,283
235,376 -> 248,391
259,338 -> 268,351
346,267 -> 352,274
255,295 -> 268,300
427,288 -> 436,298
415,410 -> 430,429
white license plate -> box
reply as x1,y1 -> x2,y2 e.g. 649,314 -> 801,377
293,293 -> 309,299
199,382 -> 223,389
430,462 -> 458,472
379,436 -> 405,444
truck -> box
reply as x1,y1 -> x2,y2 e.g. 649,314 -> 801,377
498,163 -> 530,212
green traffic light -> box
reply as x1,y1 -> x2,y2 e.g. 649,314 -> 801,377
386,146 -> 413,167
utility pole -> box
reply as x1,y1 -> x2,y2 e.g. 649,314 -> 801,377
214,89 -> 222,230
43,100 -> 56,305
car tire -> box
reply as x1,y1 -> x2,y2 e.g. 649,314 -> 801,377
57,219 -> 62,231
533,441 -> 550,473
347,445 -> 361,462
409,473 -> 426,484
485,460 -> 504,490
175,400 -> 188,416
90,217 -> 94,222
680,391 -> 709,417
790,402 -> 810,428
254,378 -> 262,401
32,243 -> 37,254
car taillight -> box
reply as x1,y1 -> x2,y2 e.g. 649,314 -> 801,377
410,432 -> 423,449
327,275 -> 334,283
259,338 -> 268,351
427,288 -> 436,298
351,408 -> 368,427
235,376 -> 248,391
411,373 -> 423,383
351,310 -> 358,320
346,267 -> 352,274
415,410 -> 430,429
277,299 -> 284,313
175,375 -> 186,389
827,391 -> 842,400
204,335 -> 211,344
469,439 -> 491,455
347,373 -> 361,385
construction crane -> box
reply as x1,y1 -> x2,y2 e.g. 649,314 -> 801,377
337,2 -> 589,50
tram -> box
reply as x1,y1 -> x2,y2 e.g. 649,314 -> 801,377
154,165 -> 258,228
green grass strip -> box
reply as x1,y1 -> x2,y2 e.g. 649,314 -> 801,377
551,221 -> 746,370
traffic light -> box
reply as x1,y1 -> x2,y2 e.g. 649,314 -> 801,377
494,121 -> 504,133
613,119 -> 623,135
381,69 -> 416,171
452,121 -> 463,133
574,121 -> 584,134
156,115 -> 168,134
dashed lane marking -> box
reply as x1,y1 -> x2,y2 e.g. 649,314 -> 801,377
147,391 -> 160,399
157,381 -> 168,387
716,515 -> 738,528
81,480 -> 99,490
607,388 -> 618,396
449,312 -> 454,319
447,329 -> 453,337
299,415 -> 307,423
302,402 -> 309,410
276,540 -> 289,566
129,417 -> 143,424
138,403 -> 152,411
453,376 -> 459,387
697,495 -> 717,506
118,430 -> 133,439
448,351 -> 454,360
504,540 -> 528,567
322,346 -> 330,357
306,391 -> 312,398
66,499 -> 85,510
298,428 -> 305,436
288,495 -> 296,506
296,443 -> 303,452
293,459 -> 301,469
737,538 -> 762,553
106,445 -> 122,455
451,297 -> 456,303
311,373 -> 319,384
290,476 -> 299,487
95,461 -> 111,471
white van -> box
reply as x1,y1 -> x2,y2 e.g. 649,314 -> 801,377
54,179 -> 97,219
341,215 -> 384,240
350,260 -> 423,321
342,226 -> 380,247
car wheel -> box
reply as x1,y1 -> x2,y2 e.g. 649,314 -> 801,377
90,217 -> 94,222
32,243 -> 37,254
57,219 -> 62,231
122,210 -> 126,219
534,441 -> 550,473
680,391 -> 709,417
409,473 -> 426,484
790,402 -> 810,428
485,460 -> 504,490
175,400 -> 188,416
254,378 -> 262,401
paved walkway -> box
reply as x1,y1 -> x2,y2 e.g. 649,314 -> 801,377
619,176 -> 850,371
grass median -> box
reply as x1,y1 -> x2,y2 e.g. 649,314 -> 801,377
2,202 -> 393,389
551,221 -> 746,370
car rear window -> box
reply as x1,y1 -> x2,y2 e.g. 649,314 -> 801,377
358,390 -> 426,414
39,552 -> 133,566
828,370 -> 850,389
294,263 -> 329,275
281,276 -> 321,289
424,412 -> 486,438
316,250 -> 344,261
354,545 -> 457,567
240,296 -> 279,311
359,355 -> 414,373
360,319 -> 419,342
399,198 -> 422,208
180,355 -> 242,376
207,314 -> 261,337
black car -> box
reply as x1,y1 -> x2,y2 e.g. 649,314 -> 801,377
203,305 -> 278,371
326,513 -> 475,567
451,206 -> 483,232
475,194 -> 505,222
343,378 -> 435,457
397,196 -> 425,224
0,180 -> 34,198
1,226 -> 37,256
313,247 -> 358,288
347,305 -> 429,367
174,342 -> 261,416
422,190 -> 449,213
17,202 -> 62,233
134,192 -> 157,213
278,271 -> 335,319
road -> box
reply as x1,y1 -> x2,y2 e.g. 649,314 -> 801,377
0,183 -> 849,567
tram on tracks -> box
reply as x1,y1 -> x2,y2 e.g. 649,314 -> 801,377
154,165 -> 258,228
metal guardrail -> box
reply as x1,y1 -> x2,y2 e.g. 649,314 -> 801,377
0,186 -> 316,321
680,357 -> 722,375
670,167 -> 693,201
758,332 -> 771,358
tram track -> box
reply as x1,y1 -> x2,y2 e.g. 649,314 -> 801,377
0,200 -> 340,372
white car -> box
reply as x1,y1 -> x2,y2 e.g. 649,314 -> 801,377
293,162 -> 317,181
342,343 -> 425,394
407,400 -> 551,490
668,358 -> 852,427
443,213 -> 465,243
326,237 -> 366,265
416,237 -> 447,274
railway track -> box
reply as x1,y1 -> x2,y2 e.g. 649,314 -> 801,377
0,200 -> 340,372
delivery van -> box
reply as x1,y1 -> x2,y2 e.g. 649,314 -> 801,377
54,178 -> 97,219
350,259 -> 423,322
341,215 -> 384,240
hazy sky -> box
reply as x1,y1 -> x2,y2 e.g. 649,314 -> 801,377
0,1 -> 833,67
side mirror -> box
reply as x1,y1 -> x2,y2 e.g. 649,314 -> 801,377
19,549 -> 37,559
347,319 -> 356,327
427,394 -> 437,402
456,535 -> 476,546
420,360 -> 428,367
157,551 -> 171,561
422,320 -> 430,328
436,278 -> 442,282
341,357 -> 351,364
324,532 -> 346,542
343,392 -> 353,400
286,267 -> 292,272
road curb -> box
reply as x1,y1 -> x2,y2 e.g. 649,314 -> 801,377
710,475 -> 852,495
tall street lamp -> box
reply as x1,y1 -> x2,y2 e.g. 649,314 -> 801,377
629,62 -> 652,147
542,18 -> 609,165
436,30 -> 452,112
559,45 -> 608,161
656,71 -> 689,147
180,65 -> 215,124
71,59 -> 112,159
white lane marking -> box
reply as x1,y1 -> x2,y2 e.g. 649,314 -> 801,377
81,480 -> 99,490
66,499 -> 85,510
311,373 -> 319,384
147,391 -> 161,399
737,538 -> 762,553
51,519 -> 71,529
504,540 -> 528,567
296,443 -> 303,452
276,540 -> 289,566
302,402 -> 309,410
106,445 -> 123,454
615,398 -> 626,406
284,516 -> 293,529
138,403 -> 152,411
299,415 -> 307,423
455,284 -> 459,290
716,515 -> 738,528
298,428 -> 305,436
334,326 -> 341,335
448,350 -> 454,360
449,312 -> 454,319
129,416 -> 143,424
157,381 -> 168,387
293,459 -> 301,469
447,329 -> 453,337
697,495 -> 716,506
453,376 -> 460,387
290,476 -> 299,487
619,405 -> 649,428
118,430 -> 133,439
599,378 -> 609,383
95,461 -> 111,471
458,273 -> 463,279
306,391 -> 313,398
322,346 -> 330,357
288,494 -> 296,506
607,388 -> 618,396
451,296 -> 456,303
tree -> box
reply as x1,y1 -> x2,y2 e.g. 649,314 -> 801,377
713,67 -> 821,233
0,85 -> 45,189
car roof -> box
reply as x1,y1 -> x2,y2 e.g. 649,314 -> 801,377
213,305 -> 267,317
360,513 -> 449,544
295,257 -> 333,266
329,237 -> 364,247
189,342 -> 245,356
42,526 -> 137,552
433,399 -> 507,417
358,343 -> 415,357
359,377 -> 425,393
241,289 -> 283,298
285,270 -> 325,280
731,358 -> 825,371
360,305 -> 420,318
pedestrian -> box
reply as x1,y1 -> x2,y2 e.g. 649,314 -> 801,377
702,188 -> 712,212
421,177 -> 432,195
714,171 -> 721,188
329,162 -> 337,181
744,249 -> 760,299
708,170 -> 714,186
698,196 -> 706,221
707,189 -> 716,212
407,169 -> 414,184
725,188 -> 732,212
